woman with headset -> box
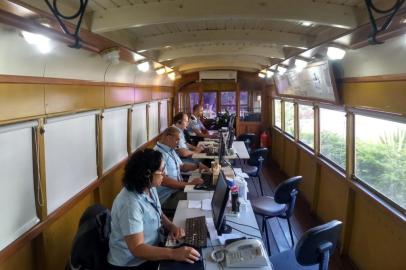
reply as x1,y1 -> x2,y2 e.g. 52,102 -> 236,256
107,149 -> 200,270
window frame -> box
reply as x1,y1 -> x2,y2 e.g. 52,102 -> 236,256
297,101 -> 315,151
273,98 -> 282,130
283,99 -> 295,139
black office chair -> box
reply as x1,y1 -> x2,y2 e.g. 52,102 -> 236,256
243,148 -> 268,196
251,176 -> 302,253
270,220 -> 343,270
236,133 -> 256,153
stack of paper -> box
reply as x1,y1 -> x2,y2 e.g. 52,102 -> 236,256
187,200 -> 202,208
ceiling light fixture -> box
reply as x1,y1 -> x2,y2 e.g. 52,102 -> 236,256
22,31 -> 51,54
327,46 -> 346,60
137,61 -> 150,72
301,21 -> 313,27
258,72 -> 266,78
295,59 -> 308,72
168,72 -> 176,80
266,70 -> 274,78
156,67 -> 166,75
133,52 -> 145,62
100,47 -> 120,65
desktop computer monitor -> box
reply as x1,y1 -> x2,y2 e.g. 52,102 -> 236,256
211,171 -> 231,235
218,131 -> 227,166
227,128 -> 234,150
228,114 -> 236,130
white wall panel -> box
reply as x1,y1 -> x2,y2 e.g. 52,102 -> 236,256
131,103 -> 148,151
148,101 -> 159,140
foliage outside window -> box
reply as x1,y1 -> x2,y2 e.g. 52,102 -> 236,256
355,115 -> 406,209
220,91 -> 236,114
284,101 -> 295,136
299,104 -> 314,148
274,99 -> 281,128
320,108 -> 346,169
203,92 -> 217,119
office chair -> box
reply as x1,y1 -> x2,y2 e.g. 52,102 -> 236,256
236,133 -> 256,153
270,220 -> 342,270
243,148 -> 268,196
251,176 -> 302,253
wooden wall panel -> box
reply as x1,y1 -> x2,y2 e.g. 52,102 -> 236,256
134,86 -> 152,103
105,86 -> 134,107
40,193 -> 96,270
317,167 -> 347,224
99,163 -> 126,209
44,85 -> 104,114
0,242 -> 35,270
297,150 -> 317,203
0,83 -> 45,122
348,193 -> 406,270
342,81 -> 406,115
271,131 -> 283,167
282,139 -> 296,177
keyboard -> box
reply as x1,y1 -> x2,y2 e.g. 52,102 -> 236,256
184,216 -> 208,248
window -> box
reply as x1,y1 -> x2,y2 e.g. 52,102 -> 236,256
284,101 -> 295,136
220,91 -> 236,114
189,92 -> 200,110
274,99 -> 282,128
239,91 -> 248,119
203,92 -> 217,119
355,114 -> 406,209
320,108 -> 346,168
299,104 -> 314,148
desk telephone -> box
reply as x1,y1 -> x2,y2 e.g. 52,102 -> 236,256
210,239 -> 268,268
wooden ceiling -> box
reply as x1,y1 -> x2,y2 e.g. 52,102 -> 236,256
2,0 -> 406,74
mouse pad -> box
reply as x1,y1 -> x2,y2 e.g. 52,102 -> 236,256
159,259 -> 204,270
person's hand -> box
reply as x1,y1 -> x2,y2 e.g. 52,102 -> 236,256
168,224 -> 185,240
172,246 -> 200,264
190,178 -> 204,185
198,162 -> 209,172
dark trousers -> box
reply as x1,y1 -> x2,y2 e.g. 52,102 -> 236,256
108,261 -> 159,270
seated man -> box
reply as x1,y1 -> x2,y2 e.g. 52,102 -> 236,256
188,104 -> 217,139
154,127 -> 205,211
172,112 -> 204,159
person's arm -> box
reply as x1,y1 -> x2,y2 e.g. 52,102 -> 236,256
192,127 -> 208,138
176,148 -> 194,158
125,233 -> 200,264
161,176 -> 188,189
181,162 -> 208,172
161,214 -> 185,240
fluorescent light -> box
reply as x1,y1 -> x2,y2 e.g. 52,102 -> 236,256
301,21 -> 312,27
266,70 -> 274,78
22,31 -> 51,54
137,49 -> 147,53
327,46 -> 346,60
295,59 -> 308,71
168,72 -> 176,80
277,66 -> 287,75
133,53 -> 145,61
137,61 -> 150,72
258,73 -> 266,78
156,67 -> 166,75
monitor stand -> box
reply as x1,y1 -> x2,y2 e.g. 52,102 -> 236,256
218,218 -> 232,236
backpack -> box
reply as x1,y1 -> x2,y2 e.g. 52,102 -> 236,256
66,204 -> 112,270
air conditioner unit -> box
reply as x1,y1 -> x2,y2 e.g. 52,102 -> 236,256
199,71 -> 237,81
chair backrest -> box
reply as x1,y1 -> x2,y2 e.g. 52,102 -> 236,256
66,204 -> 111,270
237,133 -> 256,151
247,147 -> 268,167
295,220 -> 343,269
274,176 -> 302,217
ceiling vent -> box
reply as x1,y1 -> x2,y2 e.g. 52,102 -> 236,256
199,70 -> 237,81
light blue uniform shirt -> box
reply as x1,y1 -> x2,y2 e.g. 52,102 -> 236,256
173,125 -> 187,149
188,114 -> 205,133
154,142 -> 183,203
107,187 -> 162,267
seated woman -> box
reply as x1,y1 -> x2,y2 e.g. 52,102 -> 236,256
108,149 -> 200,270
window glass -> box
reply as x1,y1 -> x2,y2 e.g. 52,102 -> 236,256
274,99 -> 281,128
189,92 -> 200,110
284,101 -> 295,136
239,91 -> 248,119
320,108 -> 346,168
203,92 -> 217,119
220,91 -> 236,114
355,115 -> 406,209
299,104 -> 314,148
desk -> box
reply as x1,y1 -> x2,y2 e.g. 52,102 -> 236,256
192,141 -> 250,160
171,201 -> 272,270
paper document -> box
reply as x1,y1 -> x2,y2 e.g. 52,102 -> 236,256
233,168 -> 250,178
218,233 -> 243,245
201,199 -> 212,211
205,217 -> 218,241
188,200 -> 202,209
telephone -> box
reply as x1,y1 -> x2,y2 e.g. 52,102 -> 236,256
210,239 -> 268,268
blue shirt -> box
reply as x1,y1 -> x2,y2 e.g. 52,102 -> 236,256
188,114 -> 205,133
108,187 -> 162,267
173,125 -> 187,149
154,142 -> 183,203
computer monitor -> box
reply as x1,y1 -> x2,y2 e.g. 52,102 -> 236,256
227,128 -> 234,150
218,131 -> 227,166
228,114 -> 236,130
211,171 -> 231,235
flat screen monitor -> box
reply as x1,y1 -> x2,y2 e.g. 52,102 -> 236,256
228,114 -> 236,130
227,128 -> 234,150
211,171 -> 231,235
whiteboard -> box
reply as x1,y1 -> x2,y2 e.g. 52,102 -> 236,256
0,121 -> 39,251
274,59 -> 339,103
131,103 -> 148,151
103,107 -> 129,173
44,112 -> 98,214
160,100 -> 168,133
148,101 -> 159,140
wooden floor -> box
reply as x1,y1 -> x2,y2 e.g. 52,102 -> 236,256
236,160 -> 356,270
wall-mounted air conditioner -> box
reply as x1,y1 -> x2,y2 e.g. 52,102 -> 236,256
199,70 -> 237,81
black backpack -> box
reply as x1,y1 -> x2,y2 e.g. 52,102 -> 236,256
66,204 -> 112,270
